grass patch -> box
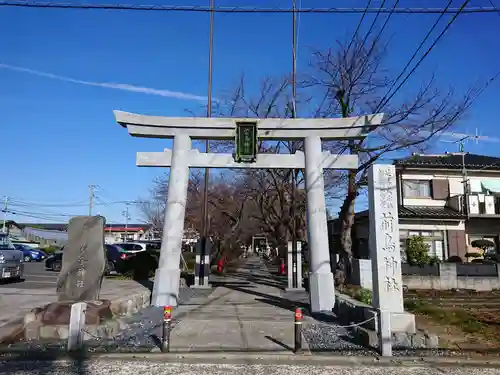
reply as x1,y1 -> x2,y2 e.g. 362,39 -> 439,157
405,300 -> 485,334
338,284 -> 373,305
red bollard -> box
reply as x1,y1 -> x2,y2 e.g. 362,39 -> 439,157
161,306 -> 172,352
294,307 -> 303,353
217,258 -> 223,274
280,259 -> 286,276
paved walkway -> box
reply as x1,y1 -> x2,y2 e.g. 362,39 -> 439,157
165,257 -> 313,353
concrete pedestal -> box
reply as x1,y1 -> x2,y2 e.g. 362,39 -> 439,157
308,272 -> 335,312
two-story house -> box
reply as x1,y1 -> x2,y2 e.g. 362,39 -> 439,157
328,152 -> 500,262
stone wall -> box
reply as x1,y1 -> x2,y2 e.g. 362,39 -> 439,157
351,259 -> 500,291
334,293 -> 438,349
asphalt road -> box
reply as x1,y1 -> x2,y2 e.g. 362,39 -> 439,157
0,260 -> 58,290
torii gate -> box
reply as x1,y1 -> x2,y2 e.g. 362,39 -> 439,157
114,110 -> 384,312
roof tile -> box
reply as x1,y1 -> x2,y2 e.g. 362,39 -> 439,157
394,153 -> 500,170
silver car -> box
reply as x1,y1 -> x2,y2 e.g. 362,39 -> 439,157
0,233 -> 23,280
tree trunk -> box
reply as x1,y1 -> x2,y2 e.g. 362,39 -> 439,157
334,92 -> 357,287
335,170 -> 357,286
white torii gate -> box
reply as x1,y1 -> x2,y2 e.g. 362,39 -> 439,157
114,110 -> 384,312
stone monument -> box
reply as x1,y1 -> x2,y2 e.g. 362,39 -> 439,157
368,164 -> 415,333
56,216 -> 107,302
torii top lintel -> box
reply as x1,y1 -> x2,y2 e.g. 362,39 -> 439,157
114,110 -> 384,140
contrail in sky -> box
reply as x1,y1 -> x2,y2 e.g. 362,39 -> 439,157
0,63 -> 209,102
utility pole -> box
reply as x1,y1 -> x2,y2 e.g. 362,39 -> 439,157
123,204 -> 131,241
2,196 -> 8,233
197,0 -> 215,287
290,0 -> 298,289
88,184 -> 95,216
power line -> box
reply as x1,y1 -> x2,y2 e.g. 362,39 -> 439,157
4,208 -> 78,217
0,2 -> 499,14
8,198 -> 88,207
9,198 -> 145,207
1,208 -> 70,221
375,0 -> 470,112
379,0 -> 453,107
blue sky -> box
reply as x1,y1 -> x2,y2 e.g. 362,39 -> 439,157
1,0 -> 500,224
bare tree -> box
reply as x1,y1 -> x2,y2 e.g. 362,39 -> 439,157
142,35 -> 472,275
141,168 -> 261,257
212,77 -> 310,253
138,174 -> 169,238
304,36 -> 474,285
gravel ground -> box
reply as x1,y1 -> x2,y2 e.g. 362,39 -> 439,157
279,288 -> 463,358
2,359 -> 500,375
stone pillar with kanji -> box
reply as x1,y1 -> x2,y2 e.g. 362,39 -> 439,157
368,164 -> 415,333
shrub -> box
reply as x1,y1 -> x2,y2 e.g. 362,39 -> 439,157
355,288 -> 373,305
405,236 -> 431,266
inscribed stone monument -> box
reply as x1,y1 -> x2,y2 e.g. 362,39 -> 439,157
56,216 -> 106,302
368,164 -> 415,332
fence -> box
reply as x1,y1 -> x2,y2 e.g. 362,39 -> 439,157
351,259 -> 500,291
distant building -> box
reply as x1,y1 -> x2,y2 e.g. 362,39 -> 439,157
103,224 -> 149,244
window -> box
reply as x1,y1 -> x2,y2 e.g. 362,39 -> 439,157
403,180 -> 431,198
399,230 -> 445,261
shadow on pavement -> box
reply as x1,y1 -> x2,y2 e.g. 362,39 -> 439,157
220,283 -> 309,315
265,335 -> 293,352
226,271 -> 287,289
0,349 -> 91,375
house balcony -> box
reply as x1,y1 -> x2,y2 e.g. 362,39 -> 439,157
447,194 -> 500,217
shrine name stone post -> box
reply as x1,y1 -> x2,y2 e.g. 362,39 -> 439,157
368,164 -> 416,354
115,111 -> 384,312
286,241 -> 304,291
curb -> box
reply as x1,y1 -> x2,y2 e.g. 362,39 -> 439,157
0,288 -> 151,344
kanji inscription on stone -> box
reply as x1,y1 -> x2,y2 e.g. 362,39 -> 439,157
368,164 -> 404,313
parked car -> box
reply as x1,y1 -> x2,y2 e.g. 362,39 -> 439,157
105,244 -> 141,275
14,244 -> 47,262
45,244 -> 141,275
0,233 -> 24,280
114,242 -> 148,254
44,251 -> 63,271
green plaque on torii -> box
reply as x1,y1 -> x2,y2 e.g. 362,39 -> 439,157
235,121 -> 257,163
